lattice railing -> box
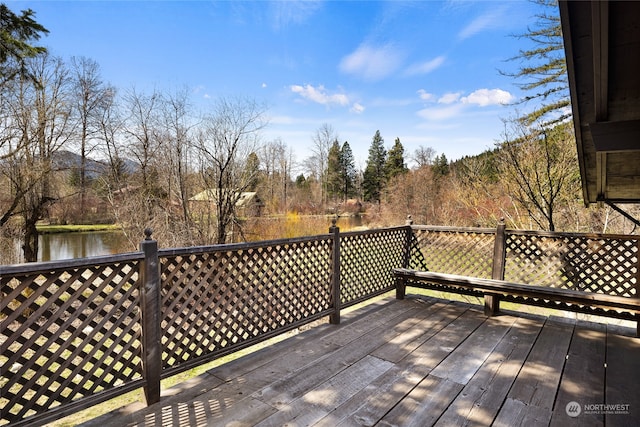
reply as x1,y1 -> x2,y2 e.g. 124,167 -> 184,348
0,254 -> 144,426
158,236 -> 334,375
340,227 -> 409,307
408,226 -> 639,298
410,226 -> 495,278
505,231 -> 638,297
3,223 -> 639,426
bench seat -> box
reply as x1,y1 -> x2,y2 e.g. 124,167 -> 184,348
393,268 -> 640,335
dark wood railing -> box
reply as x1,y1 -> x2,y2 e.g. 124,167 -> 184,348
410,222 -> 640,316
1,220 -> 638,426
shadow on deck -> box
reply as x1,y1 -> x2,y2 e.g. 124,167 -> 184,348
79,295 -> 640,427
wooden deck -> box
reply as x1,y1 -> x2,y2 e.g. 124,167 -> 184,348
80,295 -> 640,427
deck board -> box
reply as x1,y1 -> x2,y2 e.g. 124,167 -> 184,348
433,315 -> 544,426
379,375 -> 464,427
549,321 -> 606,427
493,318 -> 575,426
371,302 -> 467,363
77,296 -> 639,427
251,301 -> 427,408
606,329 -> 640,425
254,355 -> 394,427
428,314 -> 517,385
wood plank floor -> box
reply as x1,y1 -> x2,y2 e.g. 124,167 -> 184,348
80,295 -> 640,427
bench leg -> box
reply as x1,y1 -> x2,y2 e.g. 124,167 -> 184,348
484,293 -> 500,316
396,277 -> 406,300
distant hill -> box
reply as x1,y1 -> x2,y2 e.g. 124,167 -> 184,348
52,150 -> 137,179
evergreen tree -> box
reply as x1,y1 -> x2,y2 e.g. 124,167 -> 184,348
295,174 -> 307,188
0,3 -> 49,86
362,130 -> 387,203
432,154 -> 449,178
325,139 -> 342,199
385,137 -> 408,180
501,0 -> 569,127
339,141 -> 357,201
244,151 -> 260,191
498,0 -> 580,231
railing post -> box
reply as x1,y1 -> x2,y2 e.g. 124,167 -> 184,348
140,228 -> 161,405
636,238 -> 640,337
486,219 -> 507,316
405,215 -> 414,226
403,215 -> 414,268
329,218 -> 341,325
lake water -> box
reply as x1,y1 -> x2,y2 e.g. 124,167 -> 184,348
4,215 -> 368,263
38,231 -> 130,262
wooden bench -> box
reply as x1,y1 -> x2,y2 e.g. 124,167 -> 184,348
393,268 -> 640,336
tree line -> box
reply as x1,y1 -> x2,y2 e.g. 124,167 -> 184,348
0,3 -> 420,262
2,1 -> 639,264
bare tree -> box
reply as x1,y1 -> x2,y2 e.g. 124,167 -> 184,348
195,97 -> 266,243
69,56 -> 110,220
0,54 -> 73,261
498,120 -> 580,231
99,87 -> 168,247
160,87 -> 196,224
383,164 -> 439,225
412,145 -> 436,169
307,123 -> 337,206
95,85 -> 124,190
280,143 -> 294,211
122,88 -> 164,207
122,88 -> 162,190
261,138 -> 293,212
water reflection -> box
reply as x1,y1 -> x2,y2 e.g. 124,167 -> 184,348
39,231 -> 127,262
3,215 -> 368,264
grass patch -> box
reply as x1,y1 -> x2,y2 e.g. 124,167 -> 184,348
37,224 -> 121,234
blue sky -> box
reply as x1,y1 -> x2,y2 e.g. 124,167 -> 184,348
13,0 -> 543,168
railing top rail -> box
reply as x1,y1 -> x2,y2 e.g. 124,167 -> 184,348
505,228 -> 640,241
410,224 -> 640,241
158,233 -> 333,258
0,251 -> 145,275
340,225 -> 410,238
410,224 -> 496,234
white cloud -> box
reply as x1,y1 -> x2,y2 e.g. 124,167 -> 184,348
339,43 -> 405,81
261,83 -> 267,88
350,103 -> 365,114
461,88 -> 514,106
438,92 -> 462,104
404,56 -> 446,76
290,84 -> 350,106
417,104 -> 464,121
416,88 -> 513,123
458,7 -> 507,40
417,89 -> 435,102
